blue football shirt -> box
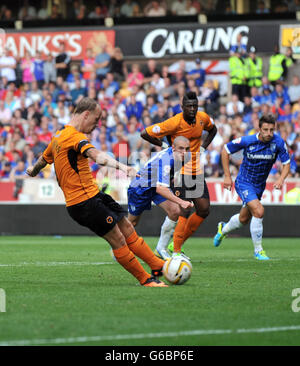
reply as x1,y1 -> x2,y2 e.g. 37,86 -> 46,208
130,147 -> 177,194
225,133 -> 290,187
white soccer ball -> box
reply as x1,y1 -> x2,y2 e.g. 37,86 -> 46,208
163,255 -> 192,285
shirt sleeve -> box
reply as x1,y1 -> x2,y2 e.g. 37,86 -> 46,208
145,115 -> 179,139
42,140 -> 54,164
278,139 -> 290,165
202,112 -> 215,131
73,132 -> 95,156
225,136 -> 248,154
156,151 -> 173,187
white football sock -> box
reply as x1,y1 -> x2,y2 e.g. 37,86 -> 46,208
250,217 -> 263,253
222,214 -> 243,235
156,216 -> 177,251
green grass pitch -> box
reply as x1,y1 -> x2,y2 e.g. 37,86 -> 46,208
0,236 -> 300,346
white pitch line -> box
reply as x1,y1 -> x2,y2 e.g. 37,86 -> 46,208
0,261 -> 113,267
1,257 -> 299,268
0,325 -> 300,346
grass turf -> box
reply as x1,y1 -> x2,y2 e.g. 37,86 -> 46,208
0,236 -> 300,346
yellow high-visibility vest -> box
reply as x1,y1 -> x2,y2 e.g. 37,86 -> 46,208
229,56 -> 246,85
268,53 -> 285,82
246,56 -> 263,87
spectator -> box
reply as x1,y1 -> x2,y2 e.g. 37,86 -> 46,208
55,43 -> 71,80
0,161 -> 12,179
171,0 -> 187,15
229,32 -> 247,57
88,5 -> 107,18
260,85 -> 273,105
127,63 -> 144,90
81,48 -> 95,82
109,47 -> 127,82
33,51 -> 45,88
288,75 -> 300,105
152,104 -> 168,124
145,94 -> 158,117
4,90 -> 17,112
37,0 -> 49,19
9,160 -> 27,183
158,77 -> 176,101
120,0 -> 138,17
271,83 -> 290,106
201,79 -> 220,117
76,4 -> 87,19
94,44 -> 111,81
21,51 -> 34,85
112,123 -> 130,164
53,101 -> 70,127
144,1 -> 167,16
0,6 -> 13,21
0,99 -> 12,124
181,0 -> 198,14
187,58 -> 206,87
108,0 -> 119,17
43,53 -> 57,84
125,95 -> 144,121
28,81 -> 43,103
132,3 -> 144,16
204,152 -> 220,177
0,48 -> 16,82
127,121 -> 143,156
31,133 -> 47,158
50,4 -> 62,19
70,78 -> 87,105
38,118 -> 52,145
226,94 -> 244,116
142,59 -> 161,85
66,64 -> 83,89
256,0 -> 270,13
150,72 -> 165,93
18,0 -> 37,20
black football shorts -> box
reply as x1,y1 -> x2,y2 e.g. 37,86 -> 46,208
67,192 -> 127,237
171,174 -> 210,201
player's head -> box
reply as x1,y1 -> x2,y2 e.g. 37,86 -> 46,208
258,114 -> 276,142
182,92 -> 198,123
73,97 -> 102,133
172,136 -> 190,163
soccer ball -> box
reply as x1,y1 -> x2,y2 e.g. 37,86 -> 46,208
163,255 -> 192,285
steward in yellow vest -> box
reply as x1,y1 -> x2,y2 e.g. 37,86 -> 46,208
268,45 -> 295,85
246,46 -> 263,88
229,51 -> 248,101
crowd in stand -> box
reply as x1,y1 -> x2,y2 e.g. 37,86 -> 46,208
1,0 -> 300,21
0,33 -> 300,194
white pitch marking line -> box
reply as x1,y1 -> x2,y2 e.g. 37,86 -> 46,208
0,261 -> 113,267
0,325 -> 300,346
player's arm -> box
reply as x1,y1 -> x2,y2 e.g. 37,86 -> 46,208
140,129 -> 166,148
274,140 -> 291,189
221,147 -> 233,190
26,155 -> 48,177
85,147 -> 138,178
201,124 -> 217,150
274,162 -> 290,189
141,117 -> 178,148
156,184 -> 193,210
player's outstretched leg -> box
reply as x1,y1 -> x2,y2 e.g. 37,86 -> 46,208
250,217 -> 270,260
213,221 -> 227,247
213,213 -> 244,247
105,222 -> 168,287
155,216 -> 176,260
